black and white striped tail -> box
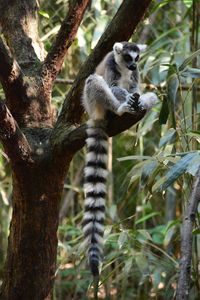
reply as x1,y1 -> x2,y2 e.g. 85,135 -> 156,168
83,119 -> 108,277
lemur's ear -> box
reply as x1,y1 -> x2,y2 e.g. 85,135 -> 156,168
113,42 -> 123,54
137,44 -> 147,52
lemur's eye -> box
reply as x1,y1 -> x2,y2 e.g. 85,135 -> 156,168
135,55 -> 139,62
124,54 -> 132,62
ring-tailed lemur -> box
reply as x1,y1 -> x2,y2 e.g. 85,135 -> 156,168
82,42 -> 158,278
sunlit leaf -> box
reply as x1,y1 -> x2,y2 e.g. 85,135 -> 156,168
141,161 -> 158,187
181,67 -> 200,78
135,212 -> 160,225
186,154 -> 200,176
162,152 -> 199,190
159,128 -> 176,148
164,226 -> 175,247
39,10 -> 50,19
186,131 -> 200,143
192,228 -> 200,235
165,220 -> 180,233
118,155 -> 153,162
152,176 -> 167,192
183,0 -> 193,8
179,49 -> 200,71
118,231 -> 127,249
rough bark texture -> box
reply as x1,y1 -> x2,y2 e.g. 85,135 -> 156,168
176,167 -> 200,300
0,0 -> 153,299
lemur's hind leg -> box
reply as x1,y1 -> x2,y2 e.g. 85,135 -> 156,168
83,74 -> 140,118
117,93 -> 140,116
83,74 -> 121,119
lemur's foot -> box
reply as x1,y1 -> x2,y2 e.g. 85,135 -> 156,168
117,93 -> 140,115
138,92 -> 158,110
130,93 -> 140,110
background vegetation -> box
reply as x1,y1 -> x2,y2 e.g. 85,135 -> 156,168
0,0 -> 199,299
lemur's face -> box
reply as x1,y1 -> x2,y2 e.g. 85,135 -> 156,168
113,42 -> 147,71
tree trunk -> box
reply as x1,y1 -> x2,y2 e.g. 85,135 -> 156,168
1,160 -> 68,300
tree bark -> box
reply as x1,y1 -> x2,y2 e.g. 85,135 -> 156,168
1,160 -> 68,300
0,0 -> 153,299
176,167 -> 200,300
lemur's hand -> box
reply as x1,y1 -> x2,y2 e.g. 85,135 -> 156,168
129,93 -> 140,111
117,93 -> 140,115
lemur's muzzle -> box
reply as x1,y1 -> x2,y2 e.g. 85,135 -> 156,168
128,63 -> 137,71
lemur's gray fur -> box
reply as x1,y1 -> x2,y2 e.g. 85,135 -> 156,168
82,42 -> 158,278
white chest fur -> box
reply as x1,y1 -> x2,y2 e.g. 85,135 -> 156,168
118,69 -> 133,91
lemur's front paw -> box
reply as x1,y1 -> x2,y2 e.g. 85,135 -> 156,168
138,92 -> 158,110
117,93 -> 140,115
129,93 -> 140,110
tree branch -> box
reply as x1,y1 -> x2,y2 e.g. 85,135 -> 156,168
51,111 -> 145,155
176,167 -> 200,300
0,0 -> 45,65
41,0 -> 90,85
0,37 -> 21,83
0,101 -> 33,164
56,0 -> 152,127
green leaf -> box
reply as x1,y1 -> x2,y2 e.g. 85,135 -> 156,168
181,67 -> 200,78
135,253 -> 149,274
162,152 -> 199,190
159,95 -> 169,125
167,73 -> 179,128
123,258 -> 133,274
192,228 -> 200,235
118,231 -> 127,249
117,155 -> 153,162
186,131 -> 200,143
141,161 -> 158,187
164,226 -> 175,247
165,219 -> 180,233
137,229 -> 152,241
179,49 -> 200,71
39,10 -> 50,19
183,0 -> 193,8
152,176 -> 167,192
152,0 -> 176,13
135,212 -> 160,225
186,154 -> 200,176
159,128 -> 176,148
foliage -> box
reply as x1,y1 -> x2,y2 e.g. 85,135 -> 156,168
0,0 -> 200,299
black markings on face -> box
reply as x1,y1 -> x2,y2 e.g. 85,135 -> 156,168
123,54 -> 133,62
135,54 -> 139,62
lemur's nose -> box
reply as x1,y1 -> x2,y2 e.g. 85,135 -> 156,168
128,63 -> 136,71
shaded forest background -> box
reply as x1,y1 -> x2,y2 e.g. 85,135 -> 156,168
0,0 -> 200,299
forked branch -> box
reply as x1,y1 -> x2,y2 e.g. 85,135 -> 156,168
0,101 -> 32,164
41,0 -> 90,85
0,37 -> 21,83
